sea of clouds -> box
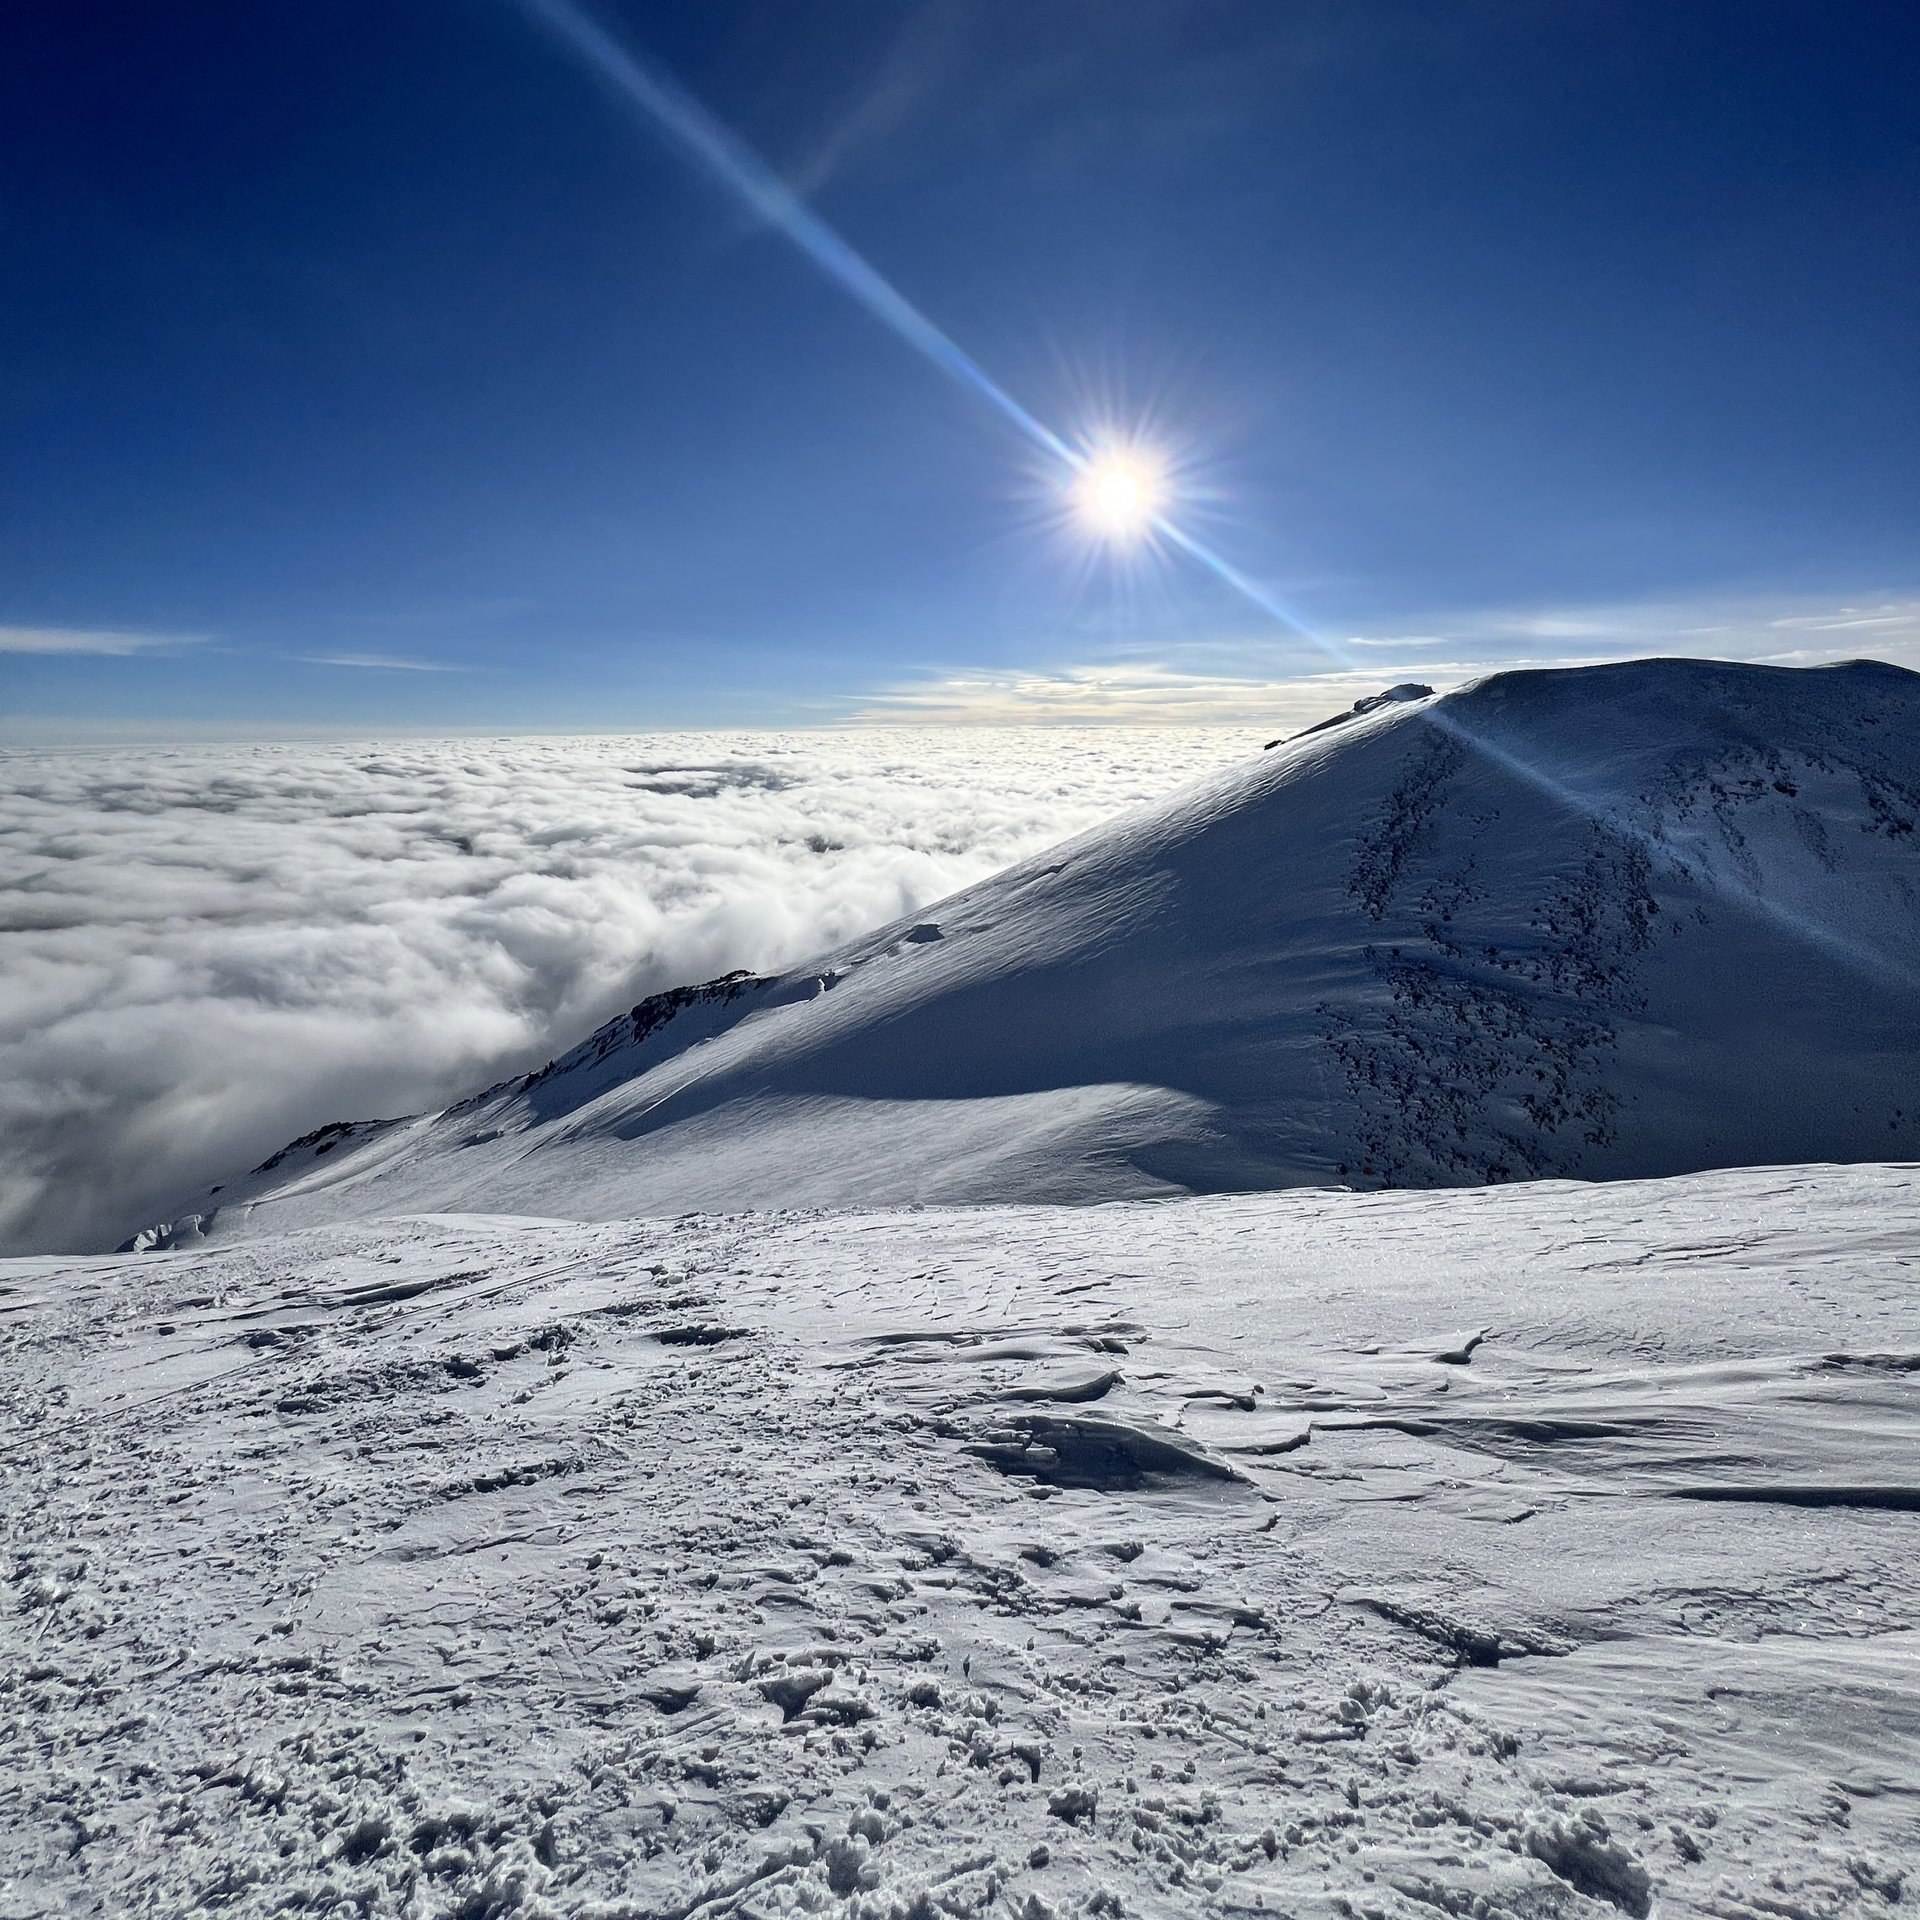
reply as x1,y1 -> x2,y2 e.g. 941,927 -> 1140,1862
0,727 -> 1257,1255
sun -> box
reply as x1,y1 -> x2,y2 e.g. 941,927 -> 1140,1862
1072,448 -> 1164,541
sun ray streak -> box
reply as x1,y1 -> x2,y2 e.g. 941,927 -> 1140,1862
1415,702 -> 1920,993
509,0 -> 1911,995
1153,517 -> 1330,652
513,0 -> 1075,468
508,0 -> 1339,655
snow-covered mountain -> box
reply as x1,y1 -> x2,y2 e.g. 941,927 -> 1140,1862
147,658 -> 1920,1248
18,664 -> 1920,1916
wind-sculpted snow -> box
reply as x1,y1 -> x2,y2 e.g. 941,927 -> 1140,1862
181,659 -> 1920,1245
4,1164 -> 1917,1914
0,727 -> 1252,1254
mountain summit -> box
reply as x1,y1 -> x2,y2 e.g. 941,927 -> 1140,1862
145,659 -> 1920,1247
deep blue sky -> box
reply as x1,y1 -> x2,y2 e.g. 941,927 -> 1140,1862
3,0 -> 1916,733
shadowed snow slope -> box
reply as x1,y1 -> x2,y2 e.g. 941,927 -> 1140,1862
159,659 -> 1920,1246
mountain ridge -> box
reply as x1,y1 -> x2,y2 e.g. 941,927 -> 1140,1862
129,657 -> 1920,1250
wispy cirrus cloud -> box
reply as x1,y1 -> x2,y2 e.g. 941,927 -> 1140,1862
0,624 -> 205,656
296,652 -> 467,672
1429,592 -> 1920,660
850,660 -> 1470,735
852,592 -> 1920,730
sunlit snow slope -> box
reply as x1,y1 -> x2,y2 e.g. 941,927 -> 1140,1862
157,660 -> 1920,1246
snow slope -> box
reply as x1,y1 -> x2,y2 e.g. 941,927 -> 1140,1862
6,1164 -> 1917,1915
149,658 -> 1920,1248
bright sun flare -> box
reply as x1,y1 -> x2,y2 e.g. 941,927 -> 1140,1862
1073,449 -> 1164,541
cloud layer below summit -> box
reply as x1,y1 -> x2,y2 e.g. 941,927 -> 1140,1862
0,727 -> 1255,1254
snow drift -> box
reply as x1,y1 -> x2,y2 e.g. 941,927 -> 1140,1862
149,658 -> 1920,1245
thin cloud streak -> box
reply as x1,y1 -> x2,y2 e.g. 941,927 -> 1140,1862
297,652 -> 468,672
853,593 -> 1920,728
855,663 -> 1453,733
0,624 -> 205,656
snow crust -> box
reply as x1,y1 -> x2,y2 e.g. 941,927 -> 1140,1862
177,660 -> 1920,1245
5,1162 -> 1916,1915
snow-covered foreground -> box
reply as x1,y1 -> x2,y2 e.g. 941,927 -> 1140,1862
6,1162 -> 1916,1917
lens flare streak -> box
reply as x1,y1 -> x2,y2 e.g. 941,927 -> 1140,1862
514,0 -> 1075,471
512,0 -> 1334,651
509,0 -> 1910,994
